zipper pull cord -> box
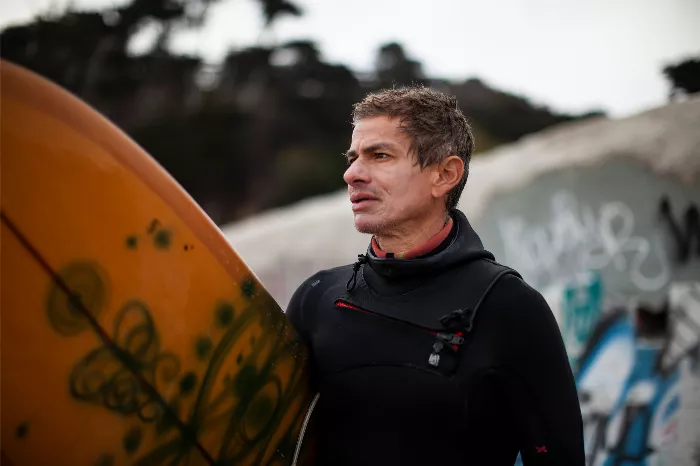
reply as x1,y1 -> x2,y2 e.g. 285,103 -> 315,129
436,332 -> 465,346
346,254 -> 368,291
429,332 -> 465,368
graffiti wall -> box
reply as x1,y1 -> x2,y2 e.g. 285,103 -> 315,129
474,158 -> 700,466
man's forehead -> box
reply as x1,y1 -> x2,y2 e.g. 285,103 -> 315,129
351,117 -> 406,147
353,115 -> 399,134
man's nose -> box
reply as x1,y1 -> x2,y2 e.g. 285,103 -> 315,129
343,158 -> 369,186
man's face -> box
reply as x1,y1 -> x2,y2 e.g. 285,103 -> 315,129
344,116 -> 436,235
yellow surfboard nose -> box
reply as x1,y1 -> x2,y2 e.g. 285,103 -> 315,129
0,59 -> 315,466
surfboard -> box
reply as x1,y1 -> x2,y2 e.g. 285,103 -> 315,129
0,60 -> 317,466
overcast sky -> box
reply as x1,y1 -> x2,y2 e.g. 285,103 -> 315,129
2,0 -> 699,117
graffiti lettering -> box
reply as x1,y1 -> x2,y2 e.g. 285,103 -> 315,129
659,197 -> 700,264
498,191 -> 670,292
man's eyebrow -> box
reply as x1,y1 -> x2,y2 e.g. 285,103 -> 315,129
344,142 -> 397,159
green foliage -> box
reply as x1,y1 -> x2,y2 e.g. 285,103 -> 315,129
273,146 -> 349,207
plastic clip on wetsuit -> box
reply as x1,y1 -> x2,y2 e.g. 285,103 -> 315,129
287,209 -> 585,466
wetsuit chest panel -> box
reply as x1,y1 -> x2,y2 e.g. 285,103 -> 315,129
306,283 -> 477,464
310,290 -> 446,377
295,260 -> 537,465
314,366 -> 471,466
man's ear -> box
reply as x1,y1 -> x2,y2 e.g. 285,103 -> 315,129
431,155 -> 464,199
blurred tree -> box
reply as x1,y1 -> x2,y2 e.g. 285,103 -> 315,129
0,2 -> 601,225
375,42 -> 427,89
129,109 -> 257,223
448,78 -> 605,142
663,57 -> 700,99
0,0 -> 223,106
255,0 -> 303,26
218,40 -> 362,211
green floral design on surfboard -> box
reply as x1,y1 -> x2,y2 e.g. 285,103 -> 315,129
45,260 -> 311,466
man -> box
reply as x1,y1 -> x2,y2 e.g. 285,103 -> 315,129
286,86 -> 584,465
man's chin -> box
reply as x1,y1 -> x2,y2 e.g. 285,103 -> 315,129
353,214 -> 384,235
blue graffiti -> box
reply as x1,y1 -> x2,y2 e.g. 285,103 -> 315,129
563,271 -> 604,368
575,311 -> 682,466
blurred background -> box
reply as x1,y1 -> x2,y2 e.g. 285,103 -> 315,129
2,0 -> 697,225
2,0 -> 700,465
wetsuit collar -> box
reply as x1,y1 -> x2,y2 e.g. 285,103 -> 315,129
364,209 -> 494,280
370,216 -> 454,259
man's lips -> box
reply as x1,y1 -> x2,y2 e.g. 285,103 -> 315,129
350,193 -> 378,211
350,193 -> 378,203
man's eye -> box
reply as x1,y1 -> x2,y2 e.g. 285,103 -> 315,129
375,153 -> 388,159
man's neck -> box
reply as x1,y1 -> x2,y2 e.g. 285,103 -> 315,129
374,211 -> 451,256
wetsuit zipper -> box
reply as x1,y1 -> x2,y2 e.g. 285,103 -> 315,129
334,299 -> 465,366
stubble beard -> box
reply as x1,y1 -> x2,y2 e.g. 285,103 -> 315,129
353,213 -> 396,237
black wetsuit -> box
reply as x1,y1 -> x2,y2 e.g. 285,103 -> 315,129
286,210 -> 584,466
